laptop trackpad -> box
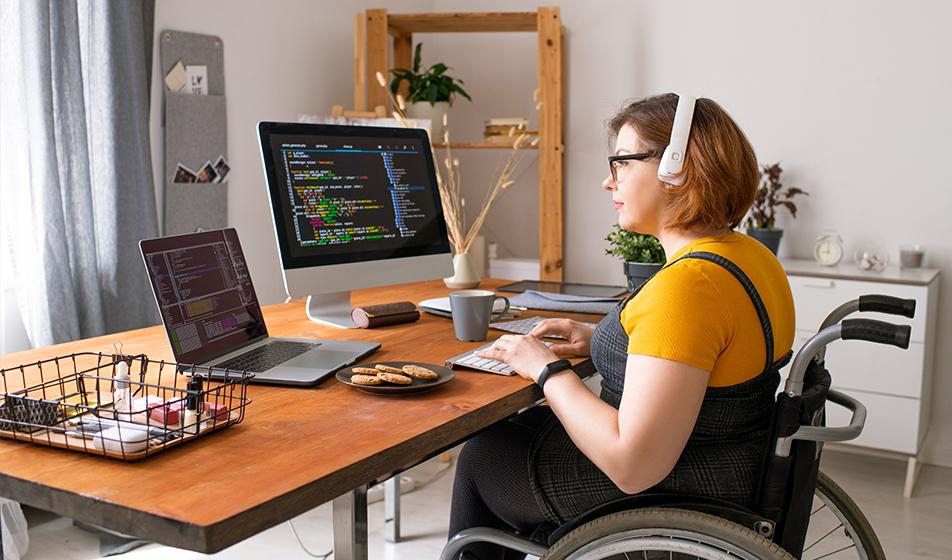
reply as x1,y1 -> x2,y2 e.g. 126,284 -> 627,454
283,348 -> 359,370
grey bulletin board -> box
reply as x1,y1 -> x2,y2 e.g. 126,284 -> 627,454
160,30 -> 227,235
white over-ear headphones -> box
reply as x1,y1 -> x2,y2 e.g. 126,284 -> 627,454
657,94 -> 697,186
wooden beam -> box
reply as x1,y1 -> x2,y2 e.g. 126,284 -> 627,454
366,9 -> 390,111
353,12 -> 366,111
392,32 -> 413,103
537,7 -> 563,281
387,12 -> 537,34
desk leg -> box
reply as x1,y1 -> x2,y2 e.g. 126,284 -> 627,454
333,486 -> 368,560
385,476 -> 400,542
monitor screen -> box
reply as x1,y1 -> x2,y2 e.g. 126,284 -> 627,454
140,228 -> 267,364
258,122 -> 451,270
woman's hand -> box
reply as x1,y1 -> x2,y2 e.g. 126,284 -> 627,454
527,319 -> 595,357
475,334 -> 560,382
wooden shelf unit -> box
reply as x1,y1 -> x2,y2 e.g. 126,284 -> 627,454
354,8 -> 564,281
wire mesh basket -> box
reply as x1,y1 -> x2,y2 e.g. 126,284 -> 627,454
0,352 -> 253,461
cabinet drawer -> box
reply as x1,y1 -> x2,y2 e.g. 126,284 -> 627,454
825,389 -> 920,454
791,333 -> 924,397
787,276 -> 927,343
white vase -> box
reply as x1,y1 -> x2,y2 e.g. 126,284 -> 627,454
408,101 -> 449,142
444,252 -> 480,289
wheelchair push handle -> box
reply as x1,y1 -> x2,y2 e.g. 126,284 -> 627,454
841,318 -> 911,349
857,294 -> 916,318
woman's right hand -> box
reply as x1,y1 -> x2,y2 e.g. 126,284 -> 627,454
528,319 -> 595,357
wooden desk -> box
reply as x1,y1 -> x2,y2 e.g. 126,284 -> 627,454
0,279 -> 599,556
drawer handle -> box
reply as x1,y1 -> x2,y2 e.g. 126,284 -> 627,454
802,280 -> 835,289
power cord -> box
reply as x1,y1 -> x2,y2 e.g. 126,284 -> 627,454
287,519 -> 333,559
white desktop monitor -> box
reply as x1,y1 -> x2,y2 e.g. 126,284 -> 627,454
257,121 -> 453,327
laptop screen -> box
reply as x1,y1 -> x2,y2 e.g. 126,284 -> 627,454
140,228 -> 267,364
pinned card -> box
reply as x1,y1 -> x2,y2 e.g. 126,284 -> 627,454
185,65 -> 208,95
164,61 -> 187,92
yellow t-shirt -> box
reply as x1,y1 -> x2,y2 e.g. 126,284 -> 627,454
620,232 -> 795,387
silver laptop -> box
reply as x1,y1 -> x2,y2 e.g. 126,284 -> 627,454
140,228 -> 379,386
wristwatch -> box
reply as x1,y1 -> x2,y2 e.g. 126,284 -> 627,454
537,359 -> 573,389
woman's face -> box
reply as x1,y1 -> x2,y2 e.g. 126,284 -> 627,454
602,124 -> 667,235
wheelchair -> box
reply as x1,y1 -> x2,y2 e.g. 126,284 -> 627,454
442,294 -> 916,560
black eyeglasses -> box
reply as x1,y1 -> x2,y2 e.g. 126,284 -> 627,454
608,152 -> 658,183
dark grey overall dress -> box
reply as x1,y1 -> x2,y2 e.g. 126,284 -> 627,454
527,251 -> 790,525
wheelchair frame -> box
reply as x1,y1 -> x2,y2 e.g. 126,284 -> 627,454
441,294 -> 914,560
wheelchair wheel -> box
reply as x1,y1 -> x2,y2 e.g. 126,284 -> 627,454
805,472 -> 884,560
542,507 -> 795,560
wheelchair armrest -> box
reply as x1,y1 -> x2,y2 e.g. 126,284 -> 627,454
546,492 -> 768,545
774,389 -> 867,457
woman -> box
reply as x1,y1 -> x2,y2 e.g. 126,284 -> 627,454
447,93 -> 795,560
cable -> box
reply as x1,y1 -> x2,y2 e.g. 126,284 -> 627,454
287,519 -> 333,559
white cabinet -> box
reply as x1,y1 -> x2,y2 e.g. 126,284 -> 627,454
781,259 -> 940,497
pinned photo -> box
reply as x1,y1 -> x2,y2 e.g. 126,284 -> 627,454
174,163 -> 197,183
213,155 -> 230,183
197,161 -> 218,183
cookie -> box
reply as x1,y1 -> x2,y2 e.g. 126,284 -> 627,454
350,374 -> 382,385
377,372 -> 413,385
374,364 -> 405,374
402,364 -> 439,380
351,367 -> 380,375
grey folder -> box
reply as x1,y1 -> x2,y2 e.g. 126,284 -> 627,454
159,30 -> 228,235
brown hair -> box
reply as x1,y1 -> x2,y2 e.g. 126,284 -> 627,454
608,93 -> 759,231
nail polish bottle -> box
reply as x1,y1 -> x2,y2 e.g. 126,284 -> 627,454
114,361 -> 131,421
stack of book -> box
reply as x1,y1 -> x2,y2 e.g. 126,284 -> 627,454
483,118 -> 537,146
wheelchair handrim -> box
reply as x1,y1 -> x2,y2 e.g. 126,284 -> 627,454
565,528 -> 766,560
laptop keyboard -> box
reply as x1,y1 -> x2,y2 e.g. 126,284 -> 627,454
446,340 -> 555,376
214,341 -> 321,373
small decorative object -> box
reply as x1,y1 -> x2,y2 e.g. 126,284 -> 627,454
854,248 -> 888,272
899,244 -> 925,269
814,230 -> 844,267
376,72 -> 536,289
389,43 -> 472,141
745,163 -> 808,255
604,225 -> 666,291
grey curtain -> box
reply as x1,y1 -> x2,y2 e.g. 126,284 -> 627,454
0,0 -> 158,347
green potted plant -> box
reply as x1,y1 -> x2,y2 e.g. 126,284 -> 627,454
605,225 -> 666,291
389,43 -> 472,141
745,163 -> 808,255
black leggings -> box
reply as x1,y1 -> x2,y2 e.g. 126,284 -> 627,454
448,407 -> 550,560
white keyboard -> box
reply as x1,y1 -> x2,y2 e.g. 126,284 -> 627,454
489,316 -> 599,338
445,340 -> 555,376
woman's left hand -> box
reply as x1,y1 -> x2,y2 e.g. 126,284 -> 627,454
475,334 -> 560,383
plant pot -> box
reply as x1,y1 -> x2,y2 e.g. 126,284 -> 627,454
407,101 -> 449,142
444,252 -> 480,289
624,261 -> 663,292
747,228 -> 784,255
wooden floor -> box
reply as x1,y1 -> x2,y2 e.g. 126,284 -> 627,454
819,451 -> 952,559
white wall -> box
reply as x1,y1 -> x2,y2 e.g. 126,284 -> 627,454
146,0 -> 952,465
148,0 -> 433,306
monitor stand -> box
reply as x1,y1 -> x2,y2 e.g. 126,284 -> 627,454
306,292 -> 358,328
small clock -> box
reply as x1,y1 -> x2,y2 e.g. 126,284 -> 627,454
814,231 -> 844,267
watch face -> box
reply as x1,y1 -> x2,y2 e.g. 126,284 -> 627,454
815,237 -> 843,266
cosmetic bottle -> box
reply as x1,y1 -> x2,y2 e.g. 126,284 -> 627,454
114,361 -> 131,421
184,378 -> 205,435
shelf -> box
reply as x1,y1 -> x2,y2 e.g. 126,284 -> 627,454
387,12 -> 538,34
432,142 -> 537,150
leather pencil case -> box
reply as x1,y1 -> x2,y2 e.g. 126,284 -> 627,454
351,302 -> 420,328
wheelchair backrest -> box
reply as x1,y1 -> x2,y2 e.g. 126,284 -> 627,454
757,359 -> 831,555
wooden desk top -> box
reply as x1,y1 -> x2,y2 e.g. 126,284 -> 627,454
0,279 -> 601,553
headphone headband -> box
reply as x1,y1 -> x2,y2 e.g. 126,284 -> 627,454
657,94 -> 697,186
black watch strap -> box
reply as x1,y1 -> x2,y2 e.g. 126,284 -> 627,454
537,359 -> 573,389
